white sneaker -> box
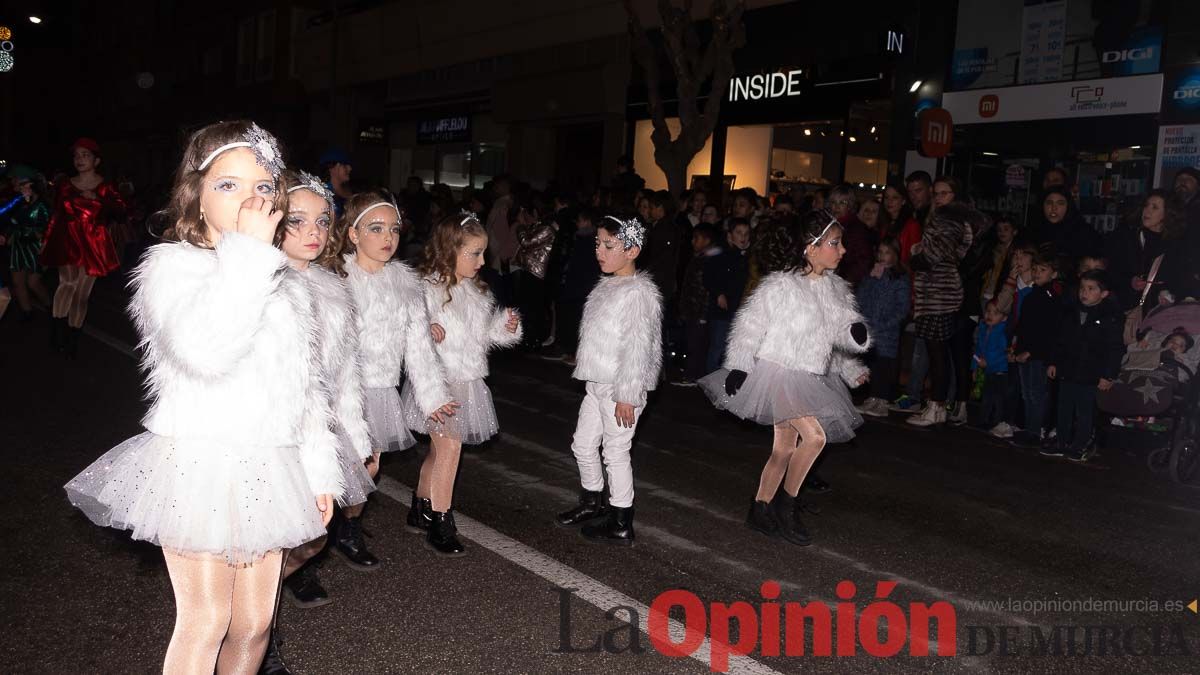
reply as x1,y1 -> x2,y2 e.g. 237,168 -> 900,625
948,401 -> 968,426
989,422 -> 1014,439
906,403 -> 946,427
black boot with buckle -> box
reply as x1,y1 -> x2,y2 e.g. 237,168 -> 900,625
555,489 -> 608,527
333,515 -> 381,571
581,506 -> 635,545
426,509 -> 467,556
405,494 -> 432,534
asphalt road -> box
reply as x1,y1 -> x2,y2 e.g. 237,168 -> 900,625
3,274 -> 1199,674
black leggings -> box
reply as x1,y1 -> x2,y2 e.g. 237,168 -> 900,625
949,316 -> 976,404
928,338 -> 950,402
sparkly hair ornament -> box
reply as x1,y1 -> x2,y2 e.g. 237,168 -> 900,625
285,171 -> 334,204
604,215 -> 646,250
196,122 -> 285,178
459,209 -> 482,228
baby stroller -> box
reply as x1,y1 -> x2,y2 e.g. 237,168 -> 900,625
1097,301 -> 1200,484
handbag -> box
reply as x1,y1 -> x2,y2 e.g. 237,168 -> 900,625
1123,254 -> 1163,345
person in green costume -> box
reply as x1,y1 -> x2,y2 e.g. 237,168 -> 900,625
1,165 -> 52,320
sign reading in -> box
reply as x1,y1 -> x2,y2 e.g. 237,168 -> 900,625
728,69 -> 804,102
417,116 -> 471,144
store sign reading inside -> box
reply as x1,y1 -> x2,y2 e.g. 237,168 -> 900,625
728,69 -> 804,102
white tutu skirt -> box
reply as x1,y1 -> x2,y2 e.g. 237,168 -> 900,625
64,432 -> 329,566
699,360 -> 863,443
364,387 -> 416,452
334,426 -> 376,507
401,378 -> 499,446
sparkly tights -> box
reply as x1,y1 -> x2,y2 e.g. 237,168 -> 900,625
162,550 -> 283,675
755,417 -> 827,503
52,265 -> 97,328
416,435 -> 462,512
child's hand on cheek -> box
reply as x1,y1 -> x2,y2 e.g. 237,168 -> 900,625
505,308 -> 520,333
237,196 -> 282,244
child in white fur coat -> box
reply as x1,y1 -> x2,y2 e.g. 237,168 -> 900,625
64,122 -> 341,671
555,215 -> 662,545
321,192 -> 457,571
700,209 -> 871,547
401,212 -> 522,556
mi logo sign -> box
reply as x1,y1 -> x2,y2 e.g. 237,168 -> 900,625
919,107 -> 953,158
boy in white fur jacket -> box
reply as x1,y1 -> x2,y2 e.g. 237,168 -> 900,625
700,209 -> 870,547
556,215 -> 662,545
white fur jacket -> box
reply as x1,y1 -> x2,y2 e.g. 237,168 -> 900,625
130,234 -> 344,497
419,275 -> 523,384
298,265 -> 372,462
724,270 -> 871,385
572,272 -> 663,406
342,255 -> 450,418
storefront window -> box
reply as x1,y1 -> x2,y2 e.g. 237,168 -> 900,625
473,143 -> 506,189
438,145 -> 471,189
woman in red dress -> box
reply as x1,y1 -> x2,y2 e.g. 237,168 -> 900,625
40,138 -> 125,355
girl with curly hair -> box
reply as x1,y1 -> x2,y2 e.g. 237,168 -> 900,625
400,212 -> 522,555
700,209 -> 871,547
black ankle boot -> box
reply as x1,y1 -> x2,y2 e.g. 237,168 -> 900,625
282,563 -> 331,609
745,500 -> 780,537
334,515 -> 381,571
258,630 -> 292,675
426,510 -> 466,556
556,489 -> 607,527
405,494 -> 432,533
581,506 -> 635,545
770,493 -> 812,546
51,317 -> 67,351
64,327 -> 81,359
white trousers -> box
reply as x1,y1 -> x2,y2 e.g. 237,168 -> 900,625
570,382 -> 643,508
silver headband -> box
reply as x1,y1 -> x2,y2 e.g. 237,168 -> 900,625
808,215 -> 839,244
351,201 -> 401,230
196,123 -> 285,178
285,171 -> 334,205
459,209 -> 481,227
604,215 -> 646,250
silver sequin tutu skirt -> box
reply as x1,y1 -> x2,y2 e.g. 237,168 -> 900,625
401,378 -> 499,446
699,360 -> 863,443
64,432 -> 330,566
334,426 -> 376,507
364,386 -> 417,452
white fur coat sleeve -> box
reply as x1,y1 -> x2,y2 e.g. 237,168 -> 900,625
132,233 -> 288,378
403,288 -> 452,418
283,270 -> 344,497
307,268 -> 372,462
723,275 -> 775,372
488,305 -> 523,347
611,276 -> 662,405
828,273 -> 872,354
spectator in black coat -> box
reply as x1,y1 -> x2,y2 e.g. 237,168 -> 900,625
541,209 -> 601,364
702,218 -> 751,373
1046,270 -> 1124,462
1009,253 -> 1062,448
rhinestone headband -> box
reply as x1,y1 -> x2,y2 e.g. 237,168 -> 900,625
604,215 -> 646,250
351,201 -> 401,230
808,213 -> 839,244
196,123 -> 285,178
286,171 -> 334,205
459,209 -> 481,227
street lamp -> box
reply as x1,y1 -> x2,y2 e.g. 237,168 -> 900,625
28,16 -> 41,24
909,80 -> 922,93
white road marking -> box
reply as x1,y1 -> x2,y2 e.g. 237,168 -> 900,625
376,476 -> 783,675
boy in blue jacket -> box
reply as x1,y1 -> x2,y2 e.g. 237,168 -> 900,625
972,299 -> 1010,432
